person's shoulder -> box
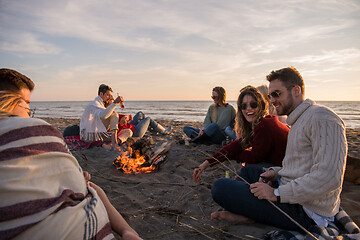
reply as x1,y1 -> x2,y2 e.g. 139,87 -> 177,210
224,103 -> 236,111
309,103 -> 343,125
257,115 -> 289,130
2,116 -> 50,126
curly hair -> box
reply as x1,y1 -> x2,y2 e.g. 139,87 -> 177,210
234,86 -> 269,149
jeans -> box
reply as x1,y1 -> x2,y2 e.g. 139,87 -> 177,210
224,126 -> 236,140
129,111 -> 161,138
183,122 -> 226,144
211,165 -> 316,231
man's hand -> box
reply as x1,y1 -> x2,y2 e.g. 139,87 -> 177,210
250,182 -> 277,202
259,169 -> 275,184
114,95 -> 124,104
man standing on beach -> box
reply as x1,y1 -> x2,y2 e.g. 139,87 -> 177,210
211,66 -> 347,231
80,84 -> 131,150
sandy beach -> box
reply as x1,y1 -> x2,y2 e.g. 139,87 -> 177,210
42,117 -> 360,239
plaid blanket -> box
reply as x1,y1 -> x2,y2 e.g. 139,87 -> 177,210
265,208 -> 360,240
64,135 -> 103,150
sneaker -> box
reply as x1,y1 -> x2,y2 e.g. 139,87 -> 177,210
163,125 -> 172,134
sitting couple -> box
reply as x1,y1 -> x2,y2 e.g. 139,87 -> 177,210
80,84 -> 170,150
194,67 -> 348,235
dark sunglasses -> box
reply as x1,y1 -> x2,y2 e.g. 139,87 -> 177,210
240,102 -> 258,110
211,95 -> 218,99
268,90 -> 281,99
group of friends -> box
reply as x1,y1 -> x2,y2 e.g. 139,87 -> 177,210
0,66 -> 348,239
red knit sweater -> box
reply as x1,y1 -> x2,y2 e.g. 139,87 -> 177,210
207,115 -> 289,167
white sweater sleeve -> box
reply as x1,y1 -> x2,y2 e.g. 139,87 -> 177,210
99,103 -> 117,120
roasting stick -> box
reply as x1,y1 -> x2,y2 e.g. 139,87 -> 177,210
188,144 -> 319,240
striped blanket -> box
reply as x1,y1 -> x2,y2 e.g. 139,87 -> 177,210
0,116 -> 115,240
265,208 -> 360,240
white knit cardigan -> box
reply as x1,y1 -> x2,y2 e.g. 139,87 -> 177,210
272,99 -> 347,217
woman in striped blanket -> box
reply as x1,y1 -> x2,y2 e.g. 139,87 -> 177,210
0,91 -> 141,240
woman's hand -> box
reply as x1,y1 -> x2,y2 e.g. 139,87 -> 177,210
193,160 -> 210,182
83,171 -> 91,185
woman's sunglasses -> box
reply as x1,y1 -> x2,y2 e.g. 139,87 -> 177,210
240,102 -> 258,110
211,95 -> 218,99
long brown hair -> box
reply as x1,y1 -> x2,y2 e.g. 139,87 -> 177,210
234,86 -> 269,149
212,86 -> 226,105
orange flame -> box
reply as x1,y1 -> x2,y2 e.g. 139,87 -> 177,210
114,147 -> 156,174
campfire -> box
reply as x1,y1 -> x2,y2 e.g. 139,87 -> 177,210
113,137 -> 170,174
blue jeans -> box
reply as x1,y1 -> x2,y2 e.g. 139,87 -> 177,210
211,165 -> 315,231
183,123 -> 226,144
225,126 -> 236,140
129,111 -> 161,138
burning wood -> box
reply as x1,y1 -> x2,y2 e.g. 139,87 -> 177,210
113,137 -> 172,174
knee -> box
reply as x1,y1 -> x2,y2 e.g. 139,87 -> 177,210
211,178 -> 230,202
143,117 -> 151,124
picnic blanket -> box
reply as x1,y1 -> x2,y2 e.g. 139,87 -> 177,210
0,116 -> 115,240
265,208 -> 360,240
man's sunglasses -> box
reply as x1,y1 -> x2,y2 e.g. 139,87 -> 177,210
240,102 -> 258,110
268,90 -> 281,99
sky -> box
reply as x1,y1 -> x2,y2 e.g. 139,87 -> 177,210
0,0 -> 359,101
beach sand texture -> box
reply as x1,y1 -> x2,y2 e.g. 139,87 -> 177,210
43,118 -> 360,239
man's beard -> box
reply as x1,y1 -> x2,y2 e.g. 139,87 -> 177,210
278,92 -> 294,116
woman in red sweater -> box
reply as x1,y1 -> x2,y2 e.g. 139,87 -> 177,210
193,85 -> 289,182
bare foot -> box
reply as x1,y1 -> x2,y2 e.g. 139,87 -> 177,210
210,211 -> 255,224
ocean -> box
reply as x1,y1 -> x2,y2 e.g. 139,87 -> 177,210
29,100 -> 360,129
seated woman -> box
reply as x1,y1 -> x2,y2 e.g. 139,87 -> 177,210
0,91 -> 141,240
225,84 -> 288,140
193,86 -> 289,223
118,111 -> 171,139
183,86 -> 236,144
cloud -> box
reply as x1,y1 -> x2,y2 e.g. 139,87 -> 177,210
0,31 -> 62,54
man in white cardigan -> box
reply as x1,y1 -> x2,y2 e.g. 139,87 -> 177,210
210,66 -> 347,231
80,84 -> 132,150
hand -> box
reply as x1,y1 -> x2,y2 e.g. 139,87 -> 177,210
193,161 -> 210,182
199,130 -> 205,136
126,114 -> 133,121
83,171 -> 91,184
259,169 -> 275,184
114,95 -> 124,104
250,182 -> 277,202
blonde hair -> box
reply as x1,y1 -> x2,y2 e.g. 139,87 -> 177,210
257,84 -> 276,115
234,86 -> 269,149
0,91 -> 24,117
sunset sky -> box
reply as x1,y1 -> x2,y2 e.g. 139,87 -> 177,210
1,0 -> 359,101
